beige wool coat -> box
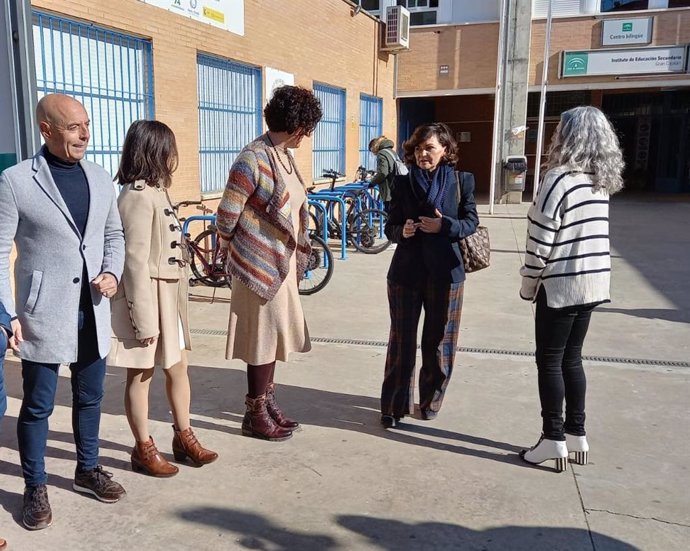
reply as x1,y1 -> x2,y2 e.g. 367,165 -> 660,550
108,180 -> 191,369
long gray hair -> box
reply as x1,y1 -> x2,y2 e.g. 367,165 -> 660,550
545,106 -> 624,194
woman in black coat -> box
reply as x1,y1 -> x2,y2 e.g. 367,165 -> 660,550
380,123 -> 479,428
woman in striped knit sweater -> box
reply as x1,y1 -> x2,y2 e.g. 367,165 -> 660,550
216,86 -> 322,442
519,106 -> 624,472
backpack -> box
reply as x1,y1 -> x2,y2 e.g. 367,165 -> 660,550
380,148 -> 408,176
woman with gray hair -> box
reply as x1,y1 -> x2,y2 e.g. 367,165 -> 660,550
519,106 -> 624,472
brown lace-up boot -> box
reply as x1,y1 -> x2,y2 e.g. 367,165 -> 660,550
131,437 -> 179,477
266,382 -> 299,429
242,394 -> 293,441
172,425 -> 218,466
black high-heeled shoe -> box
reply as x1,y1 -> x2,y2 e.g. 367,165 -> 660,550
380,415 -> 401,429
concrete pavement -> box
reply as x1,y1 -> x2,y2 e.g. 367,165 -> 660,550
0,196 -> 688,550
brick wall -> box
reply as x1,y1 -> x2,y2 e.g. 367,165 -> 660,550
398,8 -> 690,93
530,10 -> 690,85
397,23 -> 500,92
31,0 -> 396,203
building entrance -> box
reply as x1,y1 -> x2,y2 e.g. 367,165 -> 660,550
603,90 -> 690,194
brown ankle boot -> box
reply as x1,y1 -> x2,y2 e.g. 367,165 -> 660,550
172,425 -> 219,466
131,437 -> 179,477
266,383 -> 299,429
242,394 -> 293,441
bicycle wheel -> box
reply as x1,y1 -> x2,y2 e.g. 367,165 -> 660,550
299,233 -> 334,295
189,228 -> 232,288
348,208 -> 390,254
308,209 -> 323,237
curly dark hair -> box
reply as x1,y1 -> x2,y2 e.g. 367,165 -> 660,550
115,120 -> 178,188
402,122 -> 459,167
264,85 -> 323,135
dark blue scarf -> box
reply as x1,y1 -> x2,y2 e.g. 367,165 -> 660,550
411,163 -> 453,210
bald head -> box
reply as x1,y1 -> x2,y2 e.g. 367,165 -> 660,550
36,94 -> 87,126
37,94 -> 90,162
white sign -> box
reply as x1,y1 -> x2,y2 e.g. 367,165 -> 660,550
561,46 -> 688,78
265,67 -> 295,104
141,0 -> 244,36
602,18 -> 652,46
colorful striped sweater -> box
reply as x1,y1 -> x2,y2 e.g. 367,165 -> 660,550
216,137 -> 311,301
520,167 -> 612,308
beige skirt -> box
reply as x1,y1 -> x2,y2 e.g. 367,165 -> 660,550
108,278 -> 191,370
226,271 -> 311,365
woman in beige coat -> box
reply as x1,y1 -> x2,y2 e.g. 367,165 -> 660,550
109,120 -> 217,477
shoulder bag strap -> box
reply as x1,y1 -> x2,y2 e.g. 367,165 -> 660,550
455,171 -> 464,206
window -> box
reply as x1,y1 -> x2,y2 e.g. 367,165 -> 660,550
410,10 -> 438,25
197,54 -> 261,194
668,0 -> 690,7
359,94 -> 383,171
532,0 -> 582,17
600,0 -> 649,11
313,83 -> 346,179
398,0 -> 439,6
361,0 -> 380,11
396,0 -> 439,25
33,11 -> 154,176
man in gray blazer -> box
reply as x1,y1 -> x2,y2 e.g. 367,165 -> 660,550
0,94 -> 126,530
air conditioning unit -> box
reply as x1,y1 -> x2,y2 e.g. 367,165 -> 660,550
382,5 -> 410,51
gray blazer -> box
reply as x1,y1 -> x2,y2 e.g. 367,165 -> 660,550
0,148 -> 125,363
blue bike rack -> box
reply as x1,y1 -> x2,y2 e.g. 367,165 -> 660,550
182,214 -> 218,247
307,194 -> 349,260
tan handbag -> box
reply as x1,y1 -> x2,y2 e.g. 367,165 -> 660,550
456,172 -> 490,273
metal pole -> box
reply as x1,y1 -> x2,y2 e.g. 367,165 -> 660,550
488,0 -> 508,215
532,0 -> 553,201
2,0 -> 21,158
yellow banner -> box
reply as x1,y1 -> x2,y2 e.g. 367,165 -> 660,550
203,6 -> 225,24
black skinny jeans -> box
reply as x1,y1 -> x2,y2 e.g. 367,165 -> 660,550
535,287 -> 595,440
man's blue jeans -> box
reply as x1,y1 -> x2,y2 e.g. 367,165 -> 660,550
0,328 -> 8,419
17,305 -> 105,487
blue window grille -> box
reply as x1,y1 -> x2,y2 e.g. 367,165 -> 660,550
33,11 -> 154,177
359,94 -> 383,171
197,54 -> 262,194
313,83 -> 346,179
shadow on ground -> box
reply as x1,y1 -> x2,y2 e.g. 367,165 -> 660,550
337,514 -> 641,551
1,360 -> 533,484
597,307 -> 689,324
174,506 -> 640,551
610,199 -> 690,315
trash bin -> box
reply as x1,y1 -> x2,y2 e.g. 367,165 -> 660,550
503,155 -> 528,192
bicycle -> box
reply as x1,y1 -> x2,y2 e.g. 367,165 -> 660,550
173,201 -> 232,288
299,232 -> 334,295
175,201 -> 334,295
308,169 -> 390,254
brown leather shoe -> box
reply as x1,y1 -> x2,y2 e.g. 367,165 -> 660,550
266,382 -> 299,429
172,425 -> 218,466
242,394 -> 293,441
131,437 -> 179,477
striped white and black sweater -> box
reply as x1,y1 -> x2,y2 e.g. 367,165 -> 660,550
520,167 -> 611,308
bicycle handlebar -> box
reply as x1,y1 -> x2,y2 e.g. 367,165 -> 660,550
322,169 -> 344,178
171,200 -> 203,210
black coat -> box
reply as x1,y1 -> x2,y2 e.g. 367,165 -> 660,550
385,169 -> 479,286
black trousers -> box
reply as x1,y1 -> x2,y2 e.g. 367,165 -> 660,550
535,287 -> 595,440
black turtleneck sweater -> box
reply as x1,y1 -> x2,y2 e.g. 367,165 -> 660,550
45,149 -> 90,237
